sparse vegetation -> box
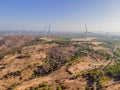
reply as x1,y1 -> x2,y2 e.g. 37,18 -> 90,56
104,63 -> 120,80
114,48 -> 120,57
0,54 -> 4,60
0,36 -> 120,90
16,55 -> 31,59
47,39 -> 71,45
57,84 -> 62,90
29,82 -> 51,90
2,71 -> 21,79
95,50 -> 112,60
84,62 -> 120,90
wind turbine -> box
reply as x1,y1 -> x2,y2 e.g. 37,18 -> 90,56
83,24 -> 94,37
44,25 -> 47,39
48,24 -> 51,39
85,24 -> 88,34
82,24 -> 88,37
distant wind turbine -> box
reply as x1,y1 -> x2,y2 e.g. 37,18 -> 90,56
44,25 -> 47,39
48,24 -> 51,39
82,24 -> 94,37
85,24 -> 88,33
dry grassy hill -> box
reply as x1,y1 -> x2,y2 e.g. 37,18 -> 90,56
0,36 -> 120,90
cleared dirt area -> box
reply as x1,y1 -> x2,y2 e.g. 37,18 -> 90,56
68,57 -> 107,75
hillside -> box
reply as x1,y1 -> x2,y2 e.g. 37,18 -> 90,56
0,36 -> 120,90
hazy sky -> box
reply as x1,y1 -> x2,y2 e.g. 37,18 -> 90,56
0,0 -> 120,33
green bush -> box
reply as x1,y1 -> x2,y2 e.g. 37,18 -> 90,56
85,86 -> 93,90
104,63 -> 120,79
16,55 -> 30,59
0,55 -> 4,60
114,49 -> 120,57
57,84 -> 62,90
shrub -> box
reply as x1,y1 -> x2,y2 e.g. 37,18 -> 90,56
16,55 -> 30,59
57,84 -> 62,90
0,55 -> 4,60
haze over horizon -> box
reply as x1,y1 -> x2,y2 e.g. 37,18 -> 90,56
0,0 -> 120,33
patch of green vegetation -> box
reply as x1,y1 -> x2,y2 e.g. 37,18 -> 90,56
0,55 -> 4,60
100,40 -> 120,50
24,37 -> 42,46
0,48 -> 23,61
104,40 -> 120,45
104,63 -> 120,79
8,83 -> 20,90
16,55 -> 31,59
95,50 -> 112,60
74,73 -> 81,79
84,68 -> 103,90
2,71 -> 21,79
84,62 -> 120,90
29,82 -> 51,90
5,48 -> 22,55
114,48 -> 120,57
85,86 -> 94,90
57,84 -> 62,90
47,40 -> 71,45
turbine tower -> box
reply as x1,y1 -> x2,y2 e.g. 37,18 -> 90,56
44,25 -> 47,39
18,30 -> 21,43
85,24 -> 88,33
48,24 -> 51,39
82,24 -> 88,37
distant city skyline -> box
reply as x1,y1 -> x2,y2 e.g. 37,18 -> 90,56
0,0 -> 120,33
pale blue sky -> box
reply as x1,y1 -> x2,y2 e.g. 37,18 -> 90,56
0,0 -> 120,32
